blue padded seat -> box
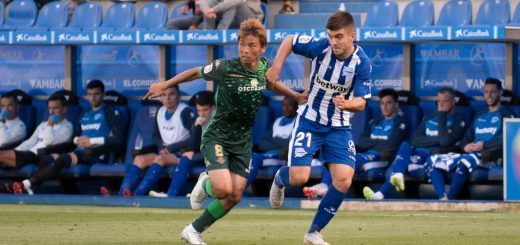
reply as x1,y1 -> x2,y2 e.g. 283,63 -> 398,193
475,0 -> 510,25
437,0 -> 472,26
134,1 -> 167,30
399,0 -> 434,27
363,0 -> 399,27
66,2 -> 102,30
0,0 -> 37,30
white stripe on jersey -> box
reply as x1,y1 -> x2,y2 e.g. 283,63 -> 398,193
287,115 -> 301,167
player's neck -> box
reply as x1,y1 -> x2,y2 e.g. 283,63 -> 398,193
335,45 -> 355,60
488,103 -> 500,112
241,60 -> 259,71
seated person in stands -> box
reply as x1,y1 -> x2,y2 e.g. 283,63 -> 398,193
112,85 -> 196,196
303,89 -> 408,198
13,80 -> 125,195
150,91 -> 215,198
200,0 -> 264,30
364,87 -> 467,200
0,93 -> 73,169
167,0 -> 203,30
429,78 -> 515,200
245,96 -> 298,191
0,92 -> 26,149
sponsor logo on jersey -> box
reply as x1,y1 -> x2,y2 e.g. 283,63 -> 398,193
476,127 -> 497,135
204,63 -> 213,74
315,77 -> 350,93
298,35 -> 313,43
370,134 -> 388,140
426,128 -> 439,136
237,78 -> 265,92
82,123 -> 101,131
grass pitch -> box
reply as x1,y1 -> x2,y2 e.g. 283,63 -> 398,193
1,204 -> 519,244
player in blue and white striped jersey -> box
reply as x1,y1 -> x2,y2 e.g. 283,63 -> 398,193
266,11 -> 371,245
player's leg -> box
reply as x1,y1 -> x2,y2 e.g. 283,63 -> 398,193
117,153 -> 156,196
447,153 -> 479,199
166,156 -> 192,196
304,165 -> 331,198
0,150 -> 17,168
16,153 -> 70,195
245,152 -> 266,190
133,153 -> 178,196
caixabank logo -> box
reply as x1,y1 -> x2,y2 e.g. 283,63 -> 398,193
183,31 -> 221,43
407,27 -> 446,40
452,27 -> 493,40
0,32 -> 8,44
97,32 -> 135,43
13,32 -> 51,44
269,29 -> 310,42
360,28 -> 401,41
55,31 -> 92,44
141,31 -> 178,44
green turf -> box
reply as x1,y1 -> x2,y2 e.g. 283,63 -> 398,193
0,204 -> 519,244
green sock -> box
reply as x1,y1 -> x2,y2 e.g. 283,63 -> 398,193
203,178 -> 215,198
192,199 -> 228,232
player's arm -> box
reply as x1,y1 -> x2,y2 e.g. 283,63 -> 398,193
268,81 -> 308,105
332,96 -> 366,112
144,67 -> 202,99
333,55 -> 371,112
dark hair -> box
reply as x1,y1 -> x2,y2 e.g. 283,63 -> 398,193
326,11 -> 356,31
283,96 -> 298,108
169,84 -> 180,94
0,93 -> 18,105
86,79 -> 105,92
238,18 -> 267,47
195,91 -> 214,106
485,77 -> 502,90
48,93 -> 67,107
438,87 -> 455,97
378,88 -> 398,102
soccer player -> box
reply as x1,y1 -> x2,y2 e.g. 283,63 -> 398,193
429,78 -> 515,200
266,12 -> 372,244
363,87 -> 467,200
0,92 -> 26,149
303,88 -> 408,199
0,93 -> 73,169
144,19 -> 307,244
108,85 -> 195,196
13,80 -> 125,195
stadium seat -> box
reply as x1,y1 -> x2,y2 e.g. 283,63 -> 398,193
453,90 -> 474,126
501,89 -> 520,116
21,1 -> 68,31
511,3 -> 520,24
351,105 -> 373,144
0,164 -> 37,178
396,90 -> 422,140
103,90 -> 131,161
134,2 -> 167,30
399,0 -> 434,27
252,105 -> 274,146
66,2 -> 103,30
170,2 -> 192,19
475,0 -> 510,25
437,0 -> 472,26
0,0 -> 37,30
0,3 -> 4,26
299,1 -> 376,14
260,2 -> 268,26
100,2 -> 135,30
363,0 -> 398,27
274,13 -> 361,29
4,90 -> 37,142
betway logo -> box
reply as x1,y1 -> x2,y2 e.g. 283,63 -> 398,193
476,127 -> 497,135
363,30 -> 398,39
426,128 -> 438,136
186,33 -> 219,41
370,134 -> 388,140
315,77 -> 350,92
409,29 -> 444,38
58,33 -> 90,42
16,33 -> 48,42
100,33 -> 133,41
143,33 -> 176,41
81,123 -> 101,131
455,29 -> 490,38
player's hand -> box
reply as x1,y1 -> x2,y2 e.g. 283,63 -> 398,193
182,151 -> 195,160
464,143 -> 476,153
473,141 -> 484,151
76,136 -> 91,148
332,95 -> 347,110
296,90 -> 309,105
204,8 -> 217,18
143,82 -> 166,100
194,117 -> 206,127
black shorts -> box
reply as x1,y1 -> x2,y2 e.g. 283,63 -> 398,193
14,150 -> 39,168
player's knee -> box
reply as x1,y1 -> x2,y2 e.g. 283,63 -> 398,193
133,156 -> 147,169
228,192 -> 243,205
154,156 -> 166,166
334,176 -> 353,190
289,175 -> 309,186
213,185 -> 233,199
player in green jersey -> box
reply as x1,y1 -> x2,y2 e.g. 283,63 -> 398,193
144,19 -> 307,244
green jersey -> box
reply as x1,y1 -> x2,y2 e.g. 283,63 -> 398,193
199,57 -> 270,145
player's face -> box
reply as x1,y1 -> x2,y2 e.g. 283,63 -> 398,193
87,87 -> 104,108
48,100 -> 67,117
437,92 -> 455,112
327,27 -> 355,59
196,104 -> 214,121
282,97 -> 297,118
484,83 -> 501,107
0,97 -> 18,119
238,34 -> 266,66
162,87 -> 180,110
380,95 -> 398,118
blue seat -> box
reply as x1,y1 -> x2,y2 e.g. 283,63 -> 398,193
399,0 -> 434,27
0,3 -> 4,26
351,105 -> 373,144
66,2 -> 102,30
60,164 -> 91,177
26,1 -> 68,30
437,0 -> 472,26
4,90 -> 37,140
274,13 -> 361,29
170,2 -> 192,19
501,89 -> 520,117
100,2 -> 135,30
475,0 -> 510,25
363,0 -> 398,27
261,2 -> 268,26
0,164 -> 37,178
0,0 -> 37,30
252,105 -> 274,146
511,3 -> 520,24
134,2 -> 167,30
397,91 -> 422,140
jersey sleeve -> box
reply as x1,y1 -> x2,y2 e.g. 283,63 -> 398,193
352,56 -> 372,99
199,59 -> 227,84
292,35 -> 329,59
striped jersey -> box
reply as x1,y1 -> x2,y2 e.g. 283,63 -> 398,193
293,35 -> 372,127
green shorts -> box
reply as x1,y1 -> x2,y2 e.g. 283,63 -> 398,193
200,140 -> 252,179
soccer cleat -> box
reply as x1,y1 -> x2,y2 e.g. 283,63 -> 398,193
181,224 -> 206,245
390,172 -> 405,192
149,190 -> 168,198
12,182 -> 23,194
303,183 -> 329,199
363,186 -> 383,200
123,188 -> 133,197
100,186 -> 110,197
190,172 -> 209,210
303,231 -> 330,245
269,171 -> 285,208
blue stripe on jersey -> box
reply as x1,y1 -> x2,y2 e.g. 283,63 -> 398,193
327,92 -> 340,127
337,58 -> 352,85
312,89 -> 326,123
303,51 -> 327,118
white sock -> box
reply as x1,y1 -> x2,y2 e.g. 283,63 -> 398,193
22,180 -> 33,195
374,191 -> 384,200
